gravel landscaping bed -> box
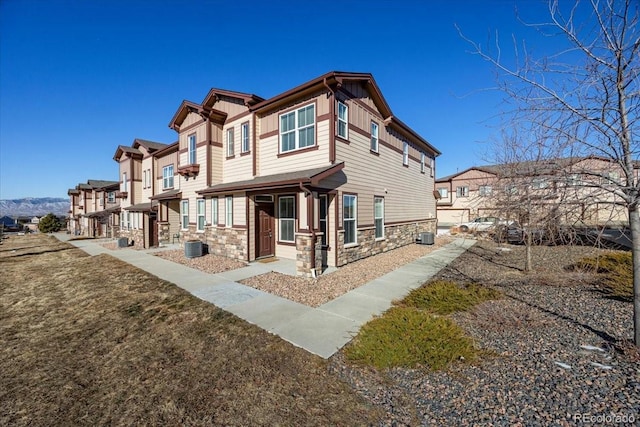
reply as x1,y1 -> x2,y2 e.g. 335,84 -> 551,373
153,250 -> 247,274
330,241 -> 639,426
240,237 -> 453,307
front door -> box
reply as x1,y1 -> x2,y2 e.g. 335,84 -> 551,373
256,204 -> 275,258
149,212 -> 157,248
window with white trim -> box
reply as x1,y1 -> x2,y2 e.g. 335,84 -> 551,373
122,172 -> 127,192
403,142 -> 409,166
456,186 -> 469,197
227,128 -> 234,157
163,165 -> 174,189
188,134 -> 197,164
147,169 -> 151,188
211,198 -> 218,226
478,185 -> 493,196
225,196 -> 233,227
337,101 -> 348,139
280,104 -> 315,152
181,200 -> 189,229
437,188 -> 448,198
241,122 -> 250,153
370,121 -> 379,152
532,178 -> 548,189
343,194 -> 357,245
279,196 -> 295,242
374,197 -> 384,239
107,192 -> 115,203
430,157 -> 435,177
196,199 -> 206,232
143,170 -> 147,189
421,153 -> 426,173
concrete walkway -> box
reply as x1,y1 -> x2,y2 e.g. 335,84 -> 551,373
58,235 -> 475,358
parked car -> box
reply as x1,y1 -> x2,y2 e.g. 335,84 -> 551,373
458,217 -> 513,233
502,224 -> 545,245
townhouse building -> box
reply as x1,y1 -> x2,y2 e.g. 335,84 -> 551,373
436,156 -> 633,228
161,71 -> 440,275
67,179 -> 119,236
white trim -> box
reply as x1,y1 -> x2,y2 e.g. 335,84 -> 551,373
278,195 -> 295,243
225,196 -> 233,228
241,122 -> 250,153
188,134 -> 197,164
337,101 -> 348,139
227,128 -> 235,157
370,121 -> 379,152
196,199 -> 206,232
279,103 -> 315,153
343,194 -> 357,245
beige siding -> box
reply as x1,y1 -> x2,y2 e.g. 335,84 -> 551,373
259,120 -> 331,176
222,116 -> 254,183
298,192 -> 308,230
233,193 -> 247,226
214,96 -> 250,118
259,90 -> 329,136
323,130 -> 435,228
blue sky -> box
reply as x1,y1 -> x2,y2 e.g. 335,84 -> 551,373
0,0 -> 560,199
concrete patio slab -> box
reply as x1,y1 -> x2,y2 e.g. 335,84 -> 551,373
318,291 -> 392,324
191,282 -> 266,308
225,294 -> 311,331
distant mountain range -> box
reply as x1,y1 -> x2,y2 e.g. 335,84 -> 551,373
0,198 -> 69,217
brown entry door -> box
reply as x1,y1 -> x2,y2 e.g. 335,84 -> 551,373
256,204 -> 275,258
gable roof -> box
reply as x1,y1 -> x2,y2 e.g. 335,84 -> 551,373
132,138 -> 168,153
153,141 -> 179,158
168,100 -> 228,131
201,88 -> 264,110
113,145 -> 142,161
86,179 -> 119,189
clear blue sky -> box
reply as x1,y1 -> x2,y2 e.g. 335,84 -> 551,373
1,0 -> 560,199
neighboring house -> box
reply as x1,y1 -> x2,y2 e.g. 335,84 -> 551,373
436,156 -> 633,229
0,216 -> 17,229
165,71 -> 440,276
113,139 -> 169,248
68,179 -> 120,236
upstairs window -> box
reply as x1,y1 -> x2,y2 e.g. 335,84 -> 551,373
567,173 -> 581,186
188,134 -> 197,164
227,128 -> 235,157
163,165 -> 174,189
337,101 -> 348,139
143,170 -> 147,189
403,142 -> 409,166
280,104 -> 315,153
370,121 -> 379,152
421,153 -> 426,173
241,122 -> 250,153
107,192 -> 116,203
122,172 -> 128,192
437,188 -> 448,198
478,185 -> 493,196
456,186 -> 469,198
532,178 -> 548,189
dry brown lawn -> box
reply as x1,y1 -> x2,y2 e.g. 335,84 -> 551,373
0,234 -> 380,426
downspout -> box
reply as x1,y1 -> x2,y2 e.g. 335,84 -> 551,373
299,182 -> 317,278
323,77 -> 336,164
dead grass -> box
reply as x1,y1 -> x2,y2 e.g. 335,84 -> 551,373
0,234 -> 380,426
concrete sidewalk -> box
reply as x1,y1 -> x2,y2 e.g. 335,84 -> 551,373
61,235 -> 475,358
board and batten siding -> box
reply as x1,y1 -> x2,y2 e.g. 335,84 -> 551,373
258,90 -> 330,136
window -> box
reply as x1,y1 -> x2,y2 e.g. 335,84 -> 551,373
122,172 -> 127,192
532,178 -> 548,189
343,194 -> 357,245
227,128 -> 234,157
403,142 -> 409,166
478,185 -> 493,196
163,165 -> 174,189
211,198 -> 218,226
505,184 -> 518,195
602,171 -> 620,185
337,101 -> 348,139
567,174 -> 581,186
430,157 -> 435,177
456,186 -> 469,197
280,104 -> 315,152
143,170 -> 147,189
437,188 -> 448,198
319,194 -> 328,246
374,197 -> 384,239
147,169 -> 151,188
126,211 -> 130,230
370,121 -> 379,152
421,153 -> 426,173
107,192 -> 115,203
181,200 -> 189,230
196,199 -> 206,232
279,196 -> 295,242
188,134 -> 197,164
132,212 -> 139,229
225,196 -> 233,227
241,122 -> 250,153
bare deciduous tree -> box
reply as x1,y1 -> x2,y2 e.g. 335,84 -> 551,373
461,0 -> 640,344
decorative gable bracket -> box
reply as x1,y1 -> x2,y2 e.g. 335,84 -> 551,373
177,164 -> 200,178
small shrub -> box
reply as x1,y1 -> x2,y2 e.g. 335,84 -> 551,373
345,307 -> 477,370
575,252 -> 632,301
400,280 -> 502,314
